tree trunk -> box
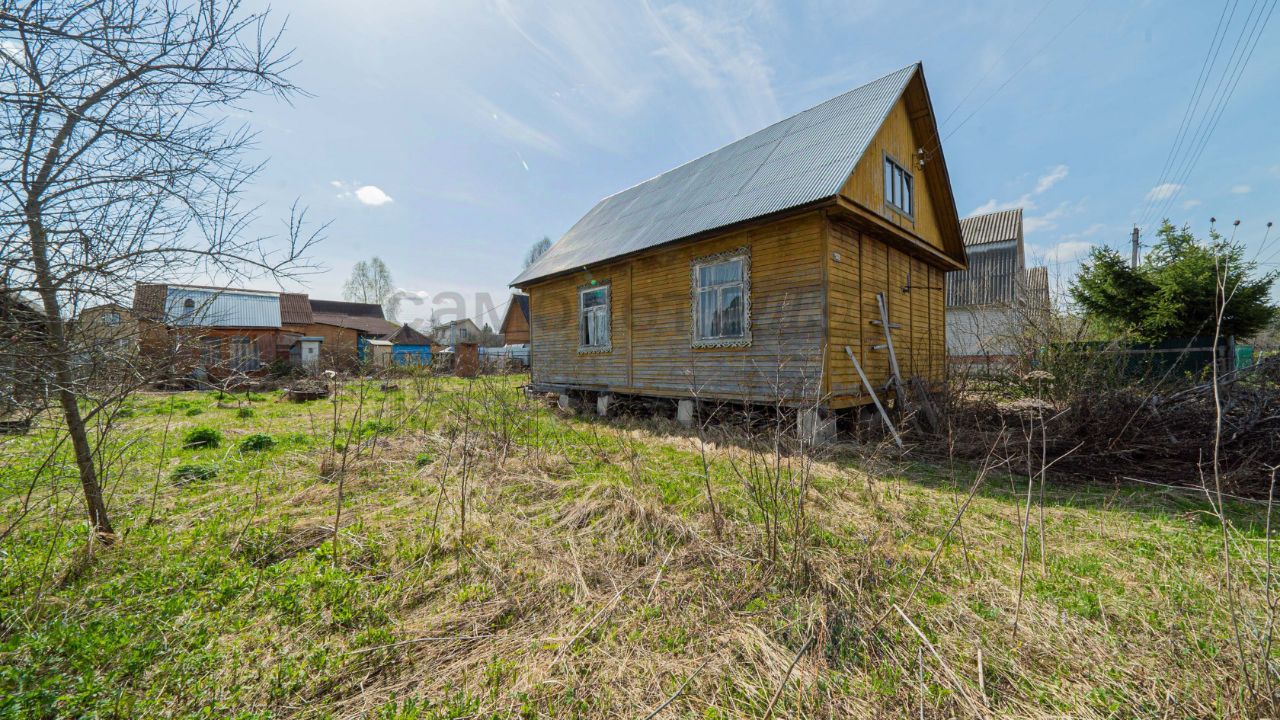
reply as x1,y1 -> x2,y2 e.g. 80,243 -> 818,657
26,213 -> 115,540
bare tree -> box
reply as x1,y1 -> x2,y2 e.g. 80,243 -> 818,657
523,236 -> 551,269
342,256 -> 397,320
0,0 -> 318,539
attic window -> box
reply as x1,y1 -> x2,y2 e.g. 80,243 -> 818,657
884,154 -> 914,217
691,248 -> 751,348
578,283 -> 610,353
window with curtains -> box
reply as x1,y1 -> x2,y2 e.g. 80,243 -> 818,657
692,249 -> 750,347
884,154 -> 914,217
578,284 -> 610,352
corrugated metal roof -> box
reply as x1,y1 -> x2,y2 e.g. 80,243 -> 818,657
947,209 -> 1028,307
512,63 -> 920,286
164,286 -> 282,328
958,208 -> 1022,246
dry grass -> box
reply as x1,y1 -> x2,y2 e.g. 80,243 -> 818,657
1,376 -> 1277,718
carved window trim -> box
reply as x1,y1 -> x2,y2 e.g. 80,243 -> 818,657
690,247 -> 752,349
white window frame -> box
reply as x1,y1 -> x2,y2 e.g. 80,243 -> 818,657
691,248 -> 751,348
577,282 -> 611,353
883,153 -> 914,219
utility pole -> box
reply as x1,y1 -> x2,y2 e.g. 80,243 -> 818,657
1130,226 -> 1140,268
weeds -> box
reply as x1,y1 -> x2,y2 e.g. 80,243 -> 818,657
1,373 -> 1276,717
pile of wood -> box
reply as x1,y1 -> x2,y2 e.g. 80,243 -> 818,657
931,355 -> 1280,496
284,377 -> 331,402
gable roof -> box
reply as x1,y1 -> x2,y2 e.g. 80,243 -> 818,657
513,63 -> 944,286
959,208 -> 1022,247
947,209 -> 1032,308
386,324 -> 432,345
512,293 -> 529,321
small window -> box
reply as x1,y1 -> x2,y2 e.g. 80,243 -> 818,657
103,311 -> 120,326
200,337 -> 221,369
692,250 -> 750,347
230,336 -> 259,371
884,155 -> 913,217
578,284 -> 610,352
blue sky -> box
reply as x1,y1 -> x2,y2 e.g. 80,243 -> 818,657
237,0 -> 1279,327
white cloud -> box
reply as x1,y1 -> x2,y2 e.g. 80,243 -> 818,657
1145,183 -> 1182,202
970,164 -> 1071,227
488,1 -> 778,143
332,181 -> 394,206
1023,201 -> 1076,234
1044,240 -> 1093,263
1034,164 -> 1069,194
1183,199 -> 1202,209
1231,184 -> 1251,194
355,185 -> 394,206
644,2 -> 780,138
472,94 -> 564,155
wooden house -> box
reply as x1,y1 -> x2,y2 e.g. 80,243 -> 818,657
304,299 -> 398,366
500,294 -> 530,344
510,64 -> 966,419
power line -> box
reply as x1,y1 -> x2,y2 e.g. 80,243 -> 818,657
1134,0 -> 1238,227
938,0 -> 1057,128
1143,0 -> 1277,229
921,0 -> 1096,164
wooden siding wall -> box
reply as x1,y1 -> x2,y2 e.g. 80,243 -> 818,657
500,303 -> 530,344
827,218 -> 946,404
527,213 -> 827,402
840,96 -> 945,252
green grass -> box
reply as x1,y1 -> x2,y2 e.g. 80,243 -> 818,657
0,374 -> 1275,718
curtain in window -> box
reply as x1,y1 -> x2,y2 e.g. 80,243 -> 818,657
579,288 -> 608,348
695,258 -> 745,340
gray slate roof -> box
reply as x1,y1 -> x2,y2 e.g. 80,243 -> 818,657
958,208 -> 1022,247
946,209 -> 1047,308
512,63 -> 921,286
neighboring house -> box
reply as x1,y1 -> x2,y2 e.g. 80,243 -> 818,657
305,299 -> 398,365
384,323 -> 434,365
76,303 -> 138,358
0,289 -> 48,419
511,63 -> 966,417
133,283 -> 301,378
500,294 -> 530,344
945,209 -> 1050,368
432,318 -> 482,346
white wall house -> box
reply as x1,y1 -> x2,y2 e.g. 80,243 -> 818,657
945,209 -> 1049,369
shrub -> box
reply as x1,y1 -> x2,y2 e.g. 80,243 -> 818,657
361,419 -> 397,437
182,427 -> 222,449
170,463 -> 218,484
238,433 -> 275,452
236,407 -> 255,419
184,407 -> 204,416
